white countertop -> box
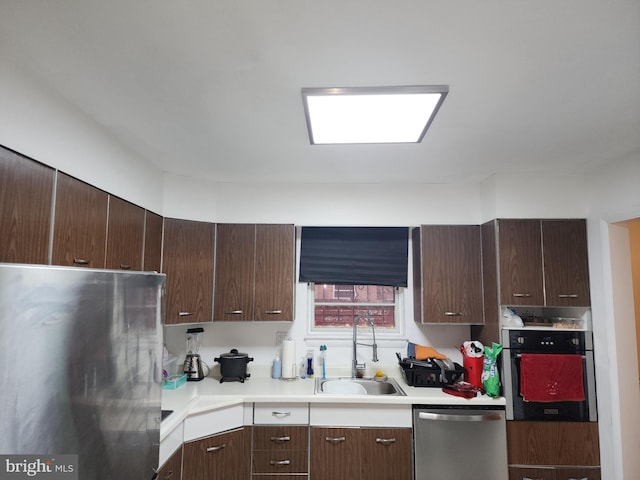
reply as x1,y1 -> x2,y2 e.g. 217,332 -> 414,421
160,369 -> 506,441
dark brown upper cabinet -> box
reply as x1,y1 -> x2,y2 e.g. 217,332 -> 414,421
214,223 -> 295,321
413,225 -> 484,324
541,219 -> 591,306
0,146 -> 54,264
52,172 -> 108,268
495,219 -> 590,308
105,195 -> 145,271
497,219 -> 545,306
162,218 -> 215,324
214,223 -> 255,321
254,224 -> 295,321
143,210 -> 163,272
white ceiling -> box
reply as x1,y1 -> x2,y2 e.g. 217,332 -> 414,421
1,1 -> 639,184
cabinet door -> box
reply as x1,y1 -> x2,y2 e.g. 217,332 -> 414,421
555,466 -> 601,480
0,147 -> 54,264
508,466 -> 555,480
52,172 -> 108,268
506,421 -> 600,466
360,428 -> 412,480
542,220 -> 591,306
105,195 -> 144,271
183,428 -> 248,480
419,225 -> 483,324
254,224 -> 295,321
310,427 -> 360,480
162,218 -> 214,324
498,219 -> 544,306
143,210 -> 163,272
214,223 -> 255,321
157,445 -> 182,480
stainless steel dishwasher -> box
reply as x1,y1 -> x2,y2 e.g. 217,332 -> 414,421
413,405 -> 508,480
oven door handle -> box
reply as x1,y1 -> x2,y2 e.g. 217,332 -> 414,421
418,411 -> 503,422
515,354 -> 587,359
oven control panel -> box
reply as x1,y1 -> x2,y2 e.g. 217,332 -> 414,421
503,329 -> 592,352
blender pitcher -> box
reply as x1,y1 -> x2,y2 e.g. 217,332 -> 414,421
183,327 -> 206,381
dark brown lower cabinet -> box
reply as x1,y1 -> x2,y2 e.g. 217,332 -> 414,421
509,466 -> 601,480
310,427 -> 412,480
157,446 -> 183,480
182,427 -> 250,480
507,421 -> 600,480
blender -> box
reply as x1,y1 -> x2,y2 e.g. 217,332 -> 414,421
183,327 -> 206,381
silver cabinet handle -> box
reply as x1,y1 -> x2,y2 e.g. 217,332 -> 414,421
225,310 -> 243,315
269,460 -> 291,466
418,411 -> 502,422
512,293 -> 532,298
558,294 -> 579,298
444,312 -> 462,316
119,264 -> 131,270
375,437 -> 397,444
325,436 -> 346,443
206,443 -> 226,452
264,310 -> 283,314
178,312 -> 193,317
73,258 -> 90,265
270,436 -> 291,443
271,411 -> 291,418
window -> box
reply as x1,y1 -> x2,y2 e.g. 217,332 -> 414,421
311,283 -> 400,333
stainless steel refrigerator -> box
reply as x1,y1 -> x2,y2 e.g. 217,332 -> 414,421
0,263 -> 165,479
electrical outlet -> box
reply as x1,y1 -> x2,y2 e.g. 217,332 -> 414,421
275,331 -> 288,346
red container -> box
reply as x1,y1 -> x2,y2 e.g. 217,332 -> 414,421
463,356 -> 484,388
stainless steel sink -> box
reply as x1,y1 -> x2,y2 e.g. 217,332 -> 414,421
314,377 -> 406,396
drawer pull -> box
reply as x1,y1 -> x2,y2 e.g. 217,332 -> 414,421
269,460 -> 291,466
119,264 -> 131,270
558,294 -> 579,298
162,469 -> 174,479
270,436 -> 291,443
325,436 -> 346,443
178,312 -> 193,317
206,444 -> 226,452
225,310 -> 243,315
271,411 -> 291,418
264,309 -> 283,315
73,258 -> 90,265
444,312 -> 462,316
375,437 -> 397,444
512,293 -> 532,298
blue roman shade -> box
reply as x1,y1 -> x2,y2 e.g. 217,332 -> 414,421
299,226 -> 409,287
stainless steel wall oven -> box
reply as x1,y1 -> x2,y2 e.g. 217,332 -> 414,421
501,328 -> 597,421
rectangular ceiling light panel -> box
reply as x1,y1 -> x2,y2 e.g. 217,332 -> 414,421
302,85 -> 448,145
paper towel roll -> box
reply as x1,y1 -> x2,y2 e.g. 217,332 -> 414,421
281,338 -> 297,379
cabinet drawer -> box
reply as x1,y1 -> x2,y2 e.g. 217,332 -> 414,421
253,426 -> 308,450
254,403 -> 309,424
252,450 -> 308,474
252,476 -> 308,480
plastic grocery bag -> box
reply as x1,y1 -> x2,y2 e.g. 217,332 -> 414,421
481,343 -> 503,398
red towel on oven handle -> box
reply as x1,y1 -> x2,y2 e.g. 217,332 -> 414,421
520,353 -> 585,402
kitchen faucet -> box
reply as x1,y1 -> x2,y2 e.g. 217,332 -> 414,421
352,315 -> 379,378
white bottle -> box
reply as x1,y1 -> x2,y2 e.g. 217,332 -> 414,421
272,353 -> 282,379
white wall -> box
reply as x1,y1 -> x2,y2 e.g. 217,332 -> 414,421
0,59 -> 164,213
585,154 -> 640,479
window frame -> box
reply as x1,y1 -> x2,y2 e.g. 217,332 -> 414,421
306,283 -> 405,340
